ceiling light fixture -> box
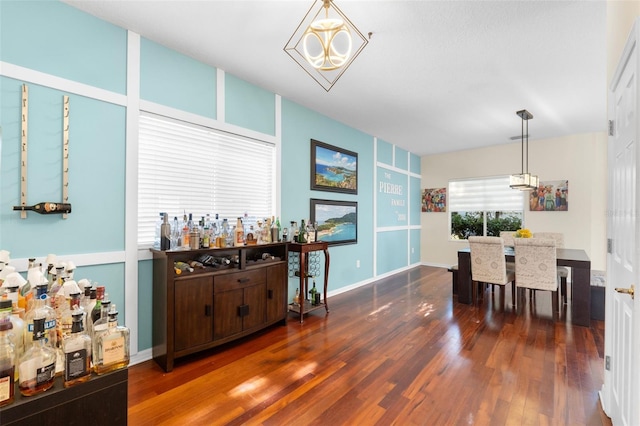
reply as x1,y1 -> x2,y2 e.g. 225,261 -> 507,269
284,0 -> 368,91
509,109 -> 539,191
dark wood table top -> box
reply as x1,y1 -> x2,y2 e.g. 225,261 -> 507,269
458,247 -> 590,267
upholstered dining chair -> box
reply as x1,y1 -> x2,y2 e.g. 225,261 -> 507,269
468,236 -> 516,308
514,238 -> 559,319
499,231 -> 516,248
533,232 -> 569,303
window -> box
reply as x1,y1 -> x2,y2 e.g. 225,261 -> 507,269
449,176 -> 524,239
138,113 -> 275,247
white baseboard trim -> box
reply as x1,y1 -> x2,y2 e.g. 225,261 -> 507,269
421,261 -> 453,269
130,348 -> 153,366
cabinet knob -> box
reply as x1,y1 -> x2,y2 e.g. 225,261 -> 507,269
204,305 -> 212,316
238,278 -> 250,283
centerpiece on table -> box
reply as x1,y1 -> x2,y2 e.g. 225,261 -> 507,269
515,228 -> 532,238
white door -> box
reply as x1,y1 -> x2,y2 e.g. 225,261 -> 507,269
603,19 -> 640,426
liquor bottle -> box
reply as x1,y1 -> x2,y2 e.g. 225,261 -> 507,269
88,286 -> 105,336
309,281 -> 318,305
84,288 -> 97,331
221,218 -> 230,247
153,212 -> 164,250
0,300 -> 23,365
264,217 -> 272,243
160,213 -> 171,250
24,285 -> 57,351
0,318 -> 15,407
18,317 -> 56,396
11,307 -> 25,372
12,202 -> 72,214
92,294 -> 110,331
298,220 -> 307,243
63,309 -> 91,387
182,212 -> 190,248
307,221 -> 316,243
234,218 -> 245,246
291,221 -> 298,242
93,305 -> 130,375
172,216 -> 181,249
271,217 -> 280,242
293,288 -> 300,306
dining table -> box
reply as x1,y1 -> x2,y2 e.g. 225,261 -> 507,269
457,246 -> 592,327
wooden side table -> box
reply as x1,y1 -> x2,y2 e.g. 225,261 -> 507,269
287,241 -> 330,323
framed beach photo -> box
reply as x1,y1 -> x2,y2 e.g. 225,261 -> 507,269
310,139 -> 358,194
310,199 -> 357,246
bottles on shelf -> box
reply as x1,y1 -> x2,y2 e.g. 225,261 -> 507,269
0,316 -> 15,407
63,309 -> 91,387
18,317 -> 56,396
309,281 -> 318,305
153,210 -> 299,249
234,218 -> 244,247
92,305 -> 129,375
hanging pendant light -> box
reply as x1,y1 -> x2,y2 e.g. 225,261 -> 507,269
284,0 -> 368,91
509,109 -> 539,191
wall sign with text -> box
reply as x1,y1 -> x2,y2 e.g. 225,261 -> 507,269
376,167 -> 408,227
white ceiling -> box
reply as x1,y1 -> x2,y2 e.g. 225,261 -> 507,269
62,0 -> 607,156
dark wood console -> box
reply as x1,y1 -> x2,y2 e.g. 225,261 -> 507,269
0,369 -> 128,425
151,243 -> 288,372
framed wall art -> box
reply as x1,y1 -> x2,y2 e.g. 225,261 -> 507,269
422,187 -> 446,212
529,180 -> 568,211
310,139 -> 358,194
310,199 -> 357,246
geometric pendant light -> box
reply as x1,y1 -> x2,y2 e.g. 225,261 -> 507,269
284,0 -> 368,91
509,109 -> 539,191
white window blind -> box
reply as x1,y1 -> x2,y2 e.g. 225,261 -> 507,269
138,113 -> 275,247
449,176 -> 524,211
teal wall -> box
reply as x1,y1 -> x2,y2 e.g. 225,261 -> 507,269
281,100 -> 375,292
225,74 -> 276,136
140,37 -> 217,119
1,1 -> 127,94
0,1 -> 421,354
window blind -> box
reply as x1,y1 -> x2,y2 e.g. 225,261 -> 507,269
449,176 -> 524,211
138,113 -> 275,247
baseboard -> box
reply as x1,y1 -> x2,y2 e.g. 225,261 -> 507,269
130,348 -> 153,366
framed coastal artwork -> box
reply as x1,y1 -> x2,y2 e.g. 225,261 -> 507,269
529,180 -> 568,211
310,139 -> 358,194
422,187 -> 446,212
310,199 -> 357,246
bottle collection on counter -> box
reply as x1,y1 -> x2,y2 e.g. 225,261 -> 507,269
0,250 -> 129,407
154,212 -> 320,251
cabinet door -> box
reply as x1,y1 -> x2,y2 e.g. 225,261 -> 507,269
243,283 -> 266,330
213,288 -> 244,340
266,264 -> 287,323
174,276 -> 213,352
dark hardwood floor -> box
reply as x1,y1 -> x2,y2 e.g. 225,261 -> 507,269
128,266 -> 610,425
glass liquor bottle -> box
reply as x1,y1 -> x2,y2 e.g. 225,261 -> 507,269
234,217 -> 245,246
63,309 -> 91,387
18,317 -> 56,396
89,286 -> 105,334
0,318 -> 15,407
93,305 -> 130,375
309,281 -> 318,306
298,219 -> 307,243
24,285 -> 57,351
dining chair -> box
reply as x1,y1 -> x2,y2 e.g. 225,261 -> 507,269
468,236 -> 516,308
514,238 -> 559,319
499,231 -> 516,247
533,232 -> 569,303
